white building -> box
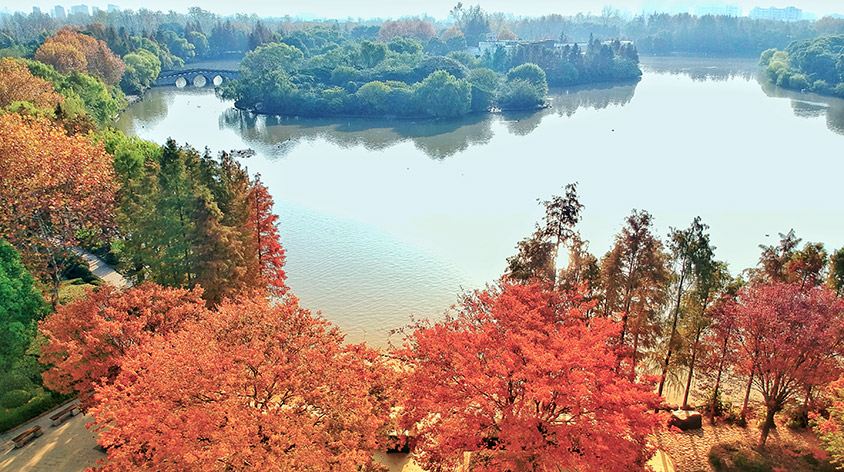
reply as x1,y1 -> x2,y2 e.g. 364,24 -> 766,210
749,6 -> 804,21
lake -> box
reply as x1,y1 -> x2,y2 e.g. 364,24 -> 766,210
116,56 -> 844,345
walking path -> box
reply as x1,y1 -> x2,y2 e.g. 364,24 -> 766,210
70,248 -> 131,288
0,400 -> 104,472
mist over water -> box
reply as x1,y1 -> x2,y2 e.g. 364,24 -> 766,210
117,56 -> 844,345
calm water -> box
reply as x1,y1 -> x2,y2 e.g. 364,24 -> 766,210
116,56 -> 844,345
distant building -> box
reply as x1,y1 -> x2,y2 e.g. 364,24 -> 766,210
70,4 -> 89,16
32,6 -> 41,15
749,6 -> 803,21
53,5 -> 66,19
107,4 -> 120,13
91,6 -> 101,15
695,4 -> 741,17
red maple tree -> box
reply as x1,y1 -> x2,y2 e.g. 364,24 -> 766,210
88,294 -> 396,471
39,283 -> 207,409
396,281 -> 663,471
732,282 -> 844,447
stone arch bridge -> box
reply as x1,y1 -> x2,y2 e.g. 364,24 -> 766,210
153,69 -> 240,88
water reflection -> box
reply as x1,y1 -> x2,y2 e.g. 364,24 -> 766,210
219,110 -> 495,160
217,82 -> 638,159
758,79 -> 844,135
641,56 -> 757,82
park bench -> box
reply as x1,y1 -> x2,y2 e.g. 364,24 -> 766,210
11,426 -> 42,448
50,405 -> 79,427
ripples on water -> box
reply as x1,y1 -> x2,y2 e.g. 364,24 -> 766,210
117,56 -> 844,345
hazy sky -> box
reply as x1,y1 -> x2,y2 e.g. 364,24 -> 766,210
4,0 -> 843,19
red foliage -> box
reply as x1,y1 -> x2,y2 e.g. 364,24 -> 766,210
396,281 -> 663,471
248,175 -> 287,296
39,283 -> 207,409
732,282 -> 844,446
88,294 -> 396,471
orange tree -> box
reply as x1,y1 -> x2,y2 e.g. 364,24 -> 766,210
0,58 -> 64,110
0,114 -> 116,305
35,28 -> 125,85
88,293 -> 396,471
39,283 -> 207,409
396,281 -> 663,471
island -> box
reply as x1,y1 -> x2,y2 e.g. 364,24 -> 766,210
219,35 -> 641,119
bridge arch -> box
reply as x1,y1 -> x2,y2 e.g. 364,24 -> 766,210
192,74 -> 208,88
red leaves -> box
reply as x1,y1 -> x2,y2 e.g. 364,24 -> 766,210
39,283 -> 206,409
397,281 -> 664,471
84,293 -> 394,471
248,176 -> 287,296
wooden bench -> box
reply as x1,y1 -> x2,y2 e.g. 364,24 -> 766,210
12,426 -> 42,448
49,405 -> 79,427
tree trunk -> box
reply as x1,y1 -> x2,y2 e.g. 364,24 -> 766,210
741,368 -> 754,422
630,328 -> 640,381
759,403 -> 777,448
709,337 -> 729,425
658,267 -> 686,397
681,328 -> 702,410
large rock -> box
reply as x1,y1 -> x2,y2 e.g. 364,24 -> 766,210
669,410 -> 702,430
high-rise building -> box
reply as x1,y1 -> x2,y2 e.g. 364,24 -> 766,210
749,6 -> 803,21
91,6 -> 101,15
70,4 -> 90,16
53,5 -> 66,19
107,4 -> 120,13
32,6 -> 42,15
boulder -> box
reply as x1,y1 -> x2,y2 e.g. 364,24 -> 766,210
669,409 -> 702,430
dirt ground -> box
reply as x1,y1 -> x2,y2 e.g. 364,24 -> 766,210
652,417 -> 831,472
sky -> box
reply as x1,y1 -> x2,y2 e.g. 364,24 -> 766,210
3,0 -> 843,20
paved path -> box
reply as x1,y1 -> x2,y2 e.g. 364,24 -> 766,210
71,248 -> 131,289
0,401 -> 104,472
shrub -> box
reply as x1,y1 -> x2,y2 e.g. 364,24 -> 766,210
468,68 -> 500,112
497,79 -> 545,110
414,70 -> 471,118
0,372 -> 34,394
0,392 -> 67,433
506,63 -> 548,96
1,389 -> 33,409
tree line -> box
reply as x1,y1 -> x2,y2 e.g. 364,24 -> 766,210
761,34 -> 844,98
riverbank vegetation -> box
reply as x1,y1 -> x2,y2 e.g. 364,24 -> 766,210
760,35 -> 844,98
